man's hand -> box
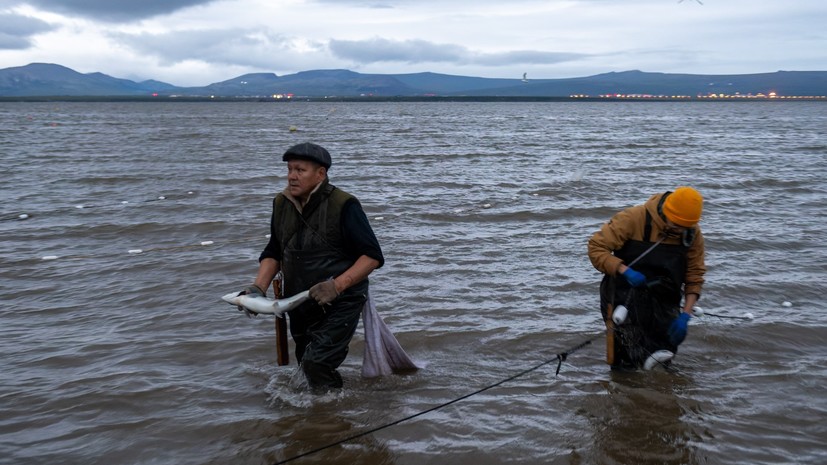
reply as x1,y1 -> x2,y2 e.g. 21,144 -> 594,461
309,280 -> 339,306
668,312 -> 691,346
622,267 -> 647,287
237,284 -> 265,318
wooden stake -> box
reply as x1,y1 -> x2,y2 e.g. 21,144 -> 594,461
605,304 -> 615,366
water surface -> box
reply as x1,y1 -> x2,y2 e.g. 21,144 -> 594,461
1,101 -> 825,465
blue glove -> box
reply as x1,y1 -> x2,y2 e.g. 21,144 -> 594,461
622,267 -> 647,287
668,312 -> 691,346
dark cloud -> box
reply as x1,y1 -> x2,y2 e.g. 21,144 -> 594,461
25,0 -> 216,22
0,12 -> 55,50
329,37 -> 588,66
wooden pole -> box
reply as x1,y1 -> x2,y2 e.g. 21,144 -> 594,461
605,304 -> 615,366
272,278 -> 289,366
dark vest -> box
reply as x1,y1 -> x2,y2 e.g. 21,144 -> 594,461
273,180 -> 359,296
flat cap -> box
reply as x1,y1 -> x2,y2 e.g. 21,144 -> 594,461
282,142 -> 332,169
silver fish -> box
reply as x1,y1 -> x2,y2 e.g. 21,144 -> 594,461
221,290 -> 310,317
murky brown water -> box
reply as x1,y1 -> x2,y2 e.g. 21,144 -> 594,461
1,101 -> 825,465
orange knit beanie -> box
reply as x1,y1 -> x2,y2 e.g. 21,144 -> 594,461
663,187 -> 703,227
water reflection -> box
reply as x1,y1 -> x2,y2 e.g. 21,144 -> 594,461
207,408 -> 397,465
583,370 -> 701,465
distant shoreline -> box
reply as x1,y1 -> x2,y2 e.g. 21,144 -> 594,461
0,95 -> 824,103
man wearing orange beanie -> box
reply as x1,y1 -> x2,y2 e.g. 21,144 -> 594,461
588,187 -> 706,370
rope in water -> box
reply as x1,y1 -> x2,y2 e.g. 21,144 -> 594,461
2,190 -> 276,262
273,333 -> 602,465
34,236 -> 260,262
698,311 -> 753,320
0,191 -> 199,223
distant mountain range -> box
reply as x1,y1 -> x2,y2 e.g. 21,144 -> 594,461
1,63 -> 825,98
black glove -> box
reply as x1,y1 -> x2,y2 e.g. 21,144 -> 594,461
237,284 -> 265,318
309,280 -> 339,306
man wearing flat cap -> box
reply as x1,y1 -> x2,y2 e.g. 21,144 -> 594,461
239,142 -> 384,391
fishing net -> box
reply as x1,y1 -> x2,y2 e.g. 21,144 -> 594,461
614,278 -> 681,366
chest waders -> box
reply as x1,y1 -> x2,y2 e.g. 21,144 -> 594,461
275,183 -> 369,390
601,209 -> 693,369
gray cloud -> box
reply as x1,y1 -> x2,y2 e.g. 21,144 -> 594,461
25,0 -> 217,22
0,12 -> 55,50
330,38 -> 466,63
313,0 -> 396,8
111,28 -> 306,69
329,37 -> 589,66
472,50 -> 591,66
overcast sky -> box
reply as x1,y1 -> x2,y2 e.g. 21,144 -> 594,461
0,0 -> 825,86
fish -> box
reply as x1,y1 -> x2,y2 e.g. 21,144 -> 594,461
222,288 -> 421,377
643,349 -> 675,370
221,290 -> 310,317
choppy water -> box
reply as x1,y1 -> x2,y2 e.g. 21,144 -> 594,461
1,100 -> 826,465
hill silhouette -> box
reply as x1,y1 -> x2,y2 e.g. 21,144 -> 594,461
1,63 -> 825,98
